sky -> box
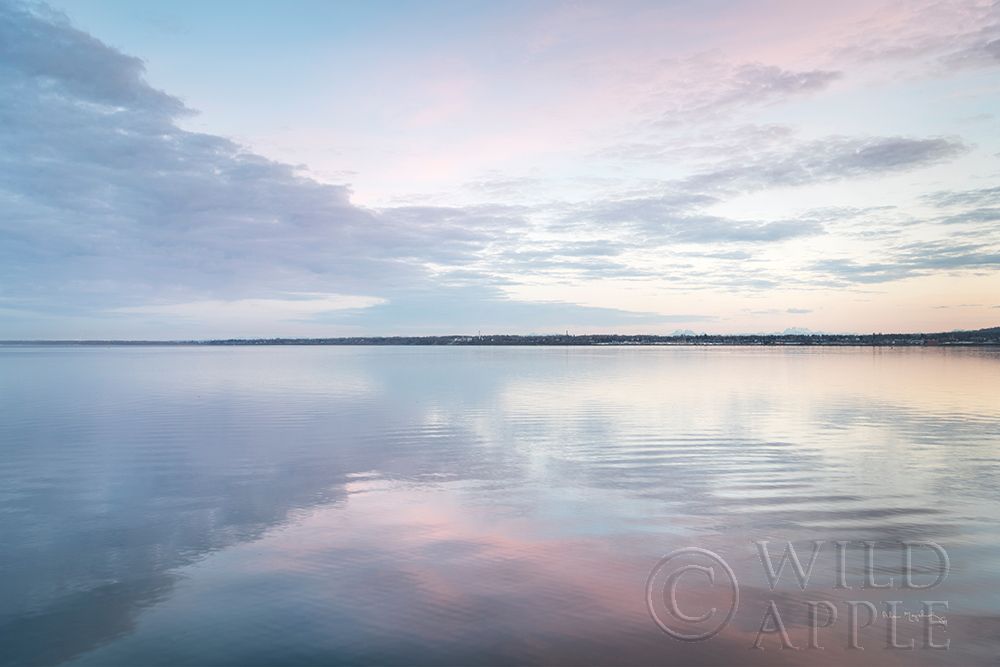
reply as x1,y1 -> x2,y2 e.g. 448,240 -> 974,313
1,0 -> 999,338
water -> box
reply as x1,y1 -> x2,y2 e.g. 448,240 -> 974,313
1,345 -> 998,666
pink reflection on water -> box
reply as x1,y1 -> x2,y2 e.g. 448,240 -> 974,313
219,479 -> 997,665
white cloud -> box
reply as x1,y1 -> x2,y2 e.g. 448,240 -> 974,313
112,294 -> 385,324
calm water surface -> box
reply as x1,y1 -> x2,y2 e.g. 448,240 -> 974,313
1,346 -> 999,666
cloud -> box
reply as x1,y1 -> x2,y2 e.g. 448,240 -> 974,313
0,2 -> 185,116
936,28 -> 1000,70
836,1 -> 1000,72
560,194 -> 822,243
597,124 -> 795,163
321,285 -> 709,332
598,131 -> 966,199
560,134 -> 965,247
939,208 -> 1000,226
0,1 -> 535,333
112,293 -> 385,325
685,136 -> 966,193
686,250 -> 753,260
812,241 -> 1000,284
652,61 -> 841,126
923,185 -> 1000,208
463,176 -> 545,198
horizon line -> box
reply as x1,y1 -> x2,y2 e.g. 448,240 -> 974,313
2,325 -> 998,346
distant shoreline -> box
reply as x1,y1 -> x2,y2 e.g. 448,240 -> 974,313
3,327 -> 998,347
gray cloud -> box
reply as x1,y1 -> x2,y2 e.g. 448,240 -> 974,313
0,2 -> 185,116
939,28 -> 1000,69
559,134 -> 966,247
811,259 -> 918,284
685,136 -> 966,193
813,241 -> 1000,284
923,185 -> 1000,208
654,62 -> 841,126
0,2 -> 538,327
559,193 -> 821,243
939,207 -> 1000,226
837,2 -> 1000,72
